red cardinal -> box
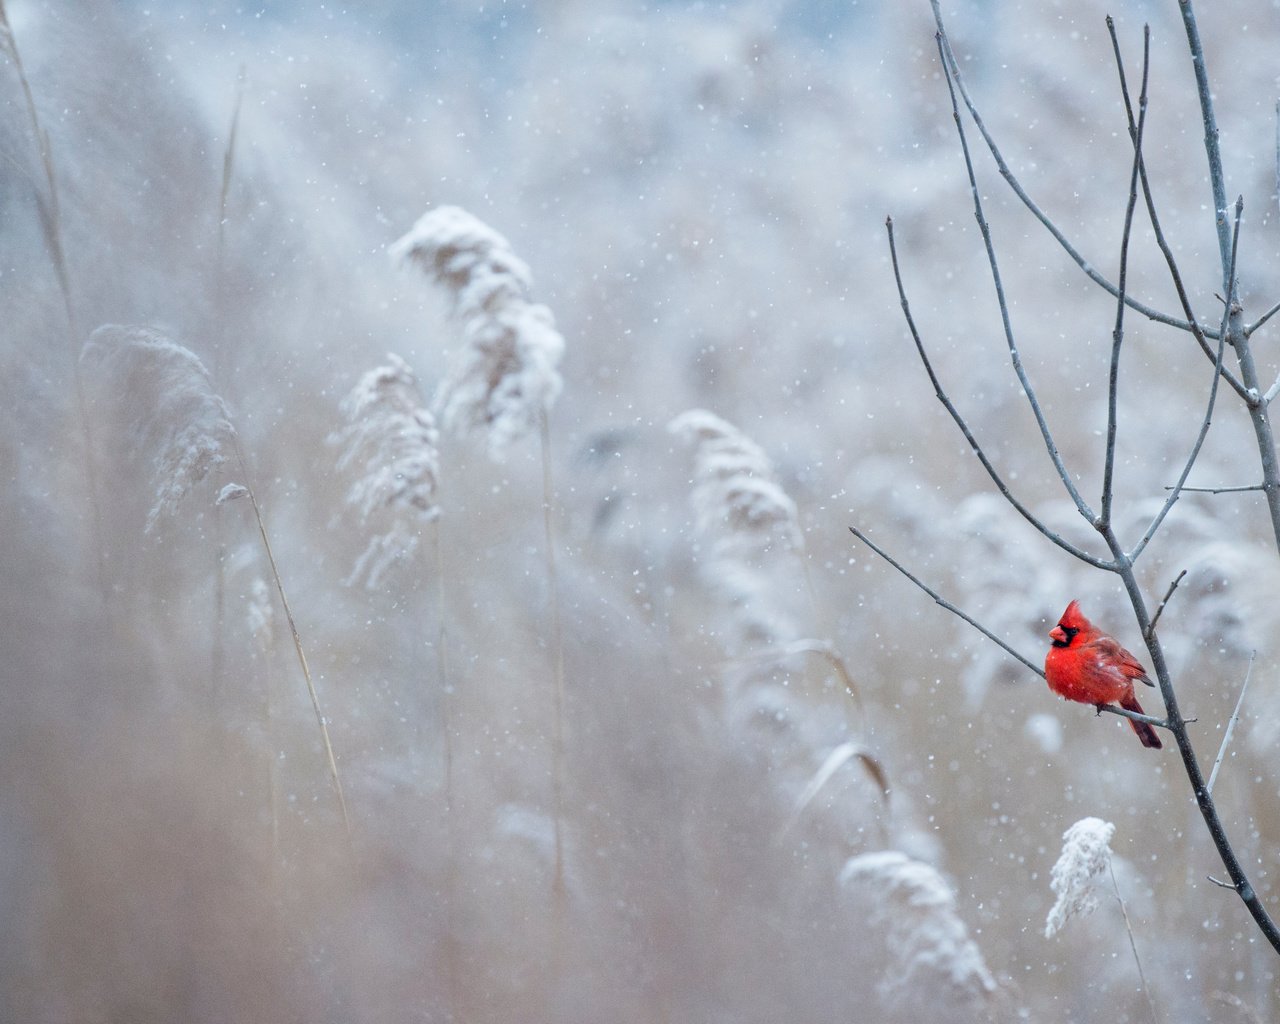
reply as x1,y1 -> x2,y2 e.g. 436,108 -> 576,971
1044,600 -> 1163,749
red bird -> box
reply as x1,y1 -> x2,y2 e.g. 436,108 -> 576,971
1044,600 -> 1163,749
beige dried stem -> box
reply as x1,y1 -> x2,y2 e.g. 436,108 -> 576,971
0,0 -> 107,597
392,205 -> 568,901
246,575 -> 283,876
1045,817 -> 1156,1023
211,68 -> 246,692
329,353 -> 449,861
82,324 -> 351,837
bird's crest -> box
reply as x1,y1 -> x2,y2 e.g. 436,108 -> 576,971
1057,600 -> 1091,631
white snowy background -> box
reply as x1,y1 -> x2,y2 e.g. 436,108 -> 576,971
1,1 -> 1278,1021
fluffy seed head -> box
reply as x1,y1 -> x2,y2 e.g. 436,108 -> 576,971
1044,816 -> 1116,938
392,205 -> 564,458
81,324 -> 236,533
841,851 -> 997,1007
331,353 -> 441,589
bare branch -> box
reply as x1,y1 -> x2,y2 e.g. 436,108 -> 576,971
1145,568 -> 1186,639
1105,16 -> 1249,400
1128,196 -> 1240,564
1100,24 -> 1152,531
1177,0 -> 1233,283
928,0 -> 1215,338
847,527 -> 1045,678
885,218 -> 1113,569
1166,483 -> 1265,495
933,32 -> 1099,529
1102,517 -> 1280,954
1246,298 -> 1280,339
1097,704 -> 1167,728
848,527 -> 1167,732
1207,652 -> 1255,797
1207,875 -> 1238,891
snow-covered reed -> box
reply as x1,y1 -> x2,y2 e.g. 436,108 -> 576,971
841,850 -> 997,1012
83,323 -> 350,833
331,353 -> 441,589
669,408 -> 801,552
393,205 -> 569,896
670,408 -> 802,649
391,205 -> 564,458
1044,816 -> 1116,938
81,324 -> 236,534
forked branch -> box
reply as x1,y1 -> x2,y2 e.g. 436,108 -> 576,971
872,5 -> 1280,955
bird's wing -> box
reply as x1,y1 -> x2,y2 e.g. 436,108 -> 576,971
1089,634 -> 1155,686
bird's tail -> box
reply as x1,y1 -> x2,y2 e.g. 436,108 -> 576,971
1120,691 -> 1163,749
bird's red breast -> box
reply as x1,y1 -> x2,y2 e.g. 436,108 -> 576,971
1044,600 -> 1162,749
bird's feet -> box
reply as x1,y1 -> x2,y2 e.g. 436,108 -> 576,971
1094,703 -> 1106,717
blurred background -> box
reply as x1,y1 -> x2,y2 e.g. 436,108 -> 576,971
2,0 -> 1279,1020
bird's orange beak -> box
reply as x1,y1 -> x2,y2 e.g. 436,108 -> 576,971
1048,624 -> 1067,643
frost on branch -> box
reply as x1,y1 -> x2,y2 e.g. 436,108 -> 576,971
330,353 -> 441,589
391,205 -> 564,458
1044,816 -> 1115,938
840,851 -> 997,1012
81,324 -> 236,533
670,408 -> 802,650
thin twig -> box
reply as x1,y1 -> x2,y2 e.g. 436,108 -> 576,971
1145,569 -> 1186,639
1207,875 -> 1237,891
1166,483 -> 1265,495
1128,196 -> 1240,564
1207,652 -> 1255,797
1102,517 -> 1280,953
928,0 -> 1215,339
885,218 -> 1112,569
1179,0 -> 1280,555
1245,298 -> 1280,338
847,527 -> 1166,730
1097,704 -> 1167,729
934,32 -> 1098,529
1275,98 -> 1280,219
1178,0 -> 1232,277
849,526 -> 1044,677
1110,861 -> 1160,1024
1100,23 -> 1152,531
1105,16 -> 1248,399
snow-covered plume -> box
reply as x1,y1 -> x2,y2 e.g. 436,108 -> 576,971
669,409 -> 801,552
391,205 -> 564,458
330,353 -> 441,589
81,324 -> 236,533
1044,816 -> 1115,938
840,851 -> 997,1009
670,409 -> 802,649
